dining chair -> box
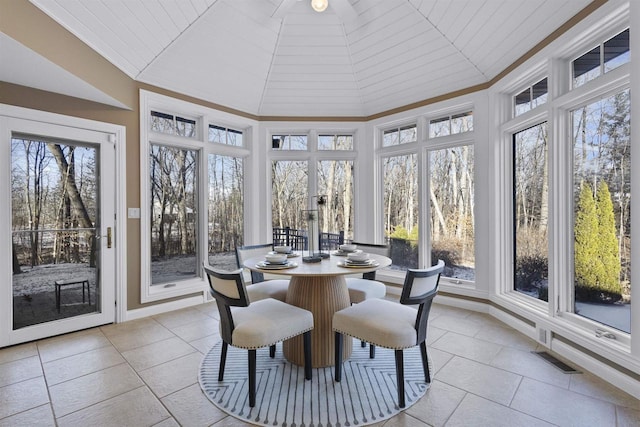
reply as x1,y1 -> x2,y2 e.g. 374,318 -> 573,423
333,260 -> 444,408
235,243 -> 290,302
345,242 -> 389,354
204,265 -> 313,407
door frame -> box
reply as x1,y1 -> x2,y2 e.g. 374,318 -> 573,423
0,104 -> 127,347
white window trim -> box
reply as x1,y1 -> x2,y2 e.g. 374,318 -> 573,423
139,90 -> 253,303
493,11 -> 634,365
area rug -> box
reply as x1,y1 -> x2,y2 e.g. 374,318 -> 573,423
199,340 -> 430,427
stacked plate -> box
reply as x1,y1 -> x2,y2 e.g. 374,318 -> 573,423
338,252 -> 379,268
256,260 -> 298,270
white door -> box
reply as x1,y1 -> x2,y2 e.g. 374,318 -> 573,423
0,115 -> 116,346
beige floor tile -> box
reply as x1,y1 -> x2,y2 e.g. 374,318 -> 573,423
37,329 -> 111,363
169,316 -> 219,342
436,356 -> 522,405
404,380 -> 466,427
569,372 -> 640,409
153,418 -> 181,427
425,325 -> 447,345
106,322 -> 175,352
122,336 -> 196,371
49,363 -> 143,417
381,412 -> 430,427
0,355 -> 43,387
617,405 -> 640,426
446,394 -> 553,427
56,386 -> 170,427
510,377 -> 616,426
473,324 -> 538,351
161,383 -> 227,427
193,301 -> 220,319
428,347 -> 454,376
430,332 -> 503,364
100,317 -> 162,337
152,307 -> 214,329
429,315 -> 483,337
0,342 -> 38,365
211,416 -> 256,426
43,345 -> 125,386
429,304 -> 473,320
189,332 -> 221,354
489,347 -> 571,389
0,403 -> 55,427
0,377 -> 50,419
138,352 -> 203,398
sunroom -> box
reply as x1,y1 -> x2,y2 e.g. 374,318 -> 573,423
0,0 -> 638,423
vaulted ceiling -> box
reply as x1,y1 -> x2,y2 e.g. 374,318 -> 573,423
14,0 -> 595,117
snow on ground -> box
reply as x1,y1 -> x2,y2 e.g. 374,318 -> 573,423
575,301 -> 630,333
13,263 -> 96,297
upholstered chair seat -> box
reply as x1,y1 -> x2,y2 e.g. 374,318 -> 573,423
226,299 -> 313,349
344,278 -> 386,303
333,298 -> 418,349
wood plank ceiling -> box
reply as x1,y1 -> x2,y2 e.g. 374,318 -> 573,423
28,0 -> 593,117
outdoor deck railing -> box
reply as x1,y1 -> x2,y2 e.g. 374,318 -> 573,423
273,227 -> 344,251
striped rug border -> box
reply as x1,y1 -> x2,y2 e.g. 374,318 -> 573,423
199,341 -> 430,426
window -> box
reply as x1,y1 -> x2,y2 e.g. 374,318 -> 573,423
318,160 -> 354,241
571,89 -> 630,333
383,125 -> 417,147
429,145 -> 475,281
272,134 -> 308,150
149,144 -> 199,285
572,29 -> 629,88
208,155 -> 243,262
151,111 -> 197,138
513,123 -> 549,302
429,112 -> 473,138
514,78 -> 548,116
318,134 -> 353,150
142,91 -> 250,302
383,154 -> 418,270
209,125 -> 243,147
271,160 -> 309,230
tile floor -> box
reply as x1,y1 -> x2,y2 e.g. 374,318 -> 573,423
1,300 -> 639,427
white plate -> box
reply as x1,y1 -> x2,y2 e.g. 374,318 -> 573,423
268,251 -> 299,258
337,260 -> 379,268
331,249 -> 362,256
256,261 -> 298,270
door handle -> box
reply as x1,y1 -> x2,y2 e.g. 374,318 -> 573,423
97,227 -> 112,248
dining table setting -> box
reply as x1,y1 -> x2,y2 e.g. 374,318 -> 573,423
243,244 -> 391,367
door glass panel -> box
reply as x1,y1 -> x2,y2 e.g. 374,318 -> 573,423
11,136 -> 100,329
572,90 -> 631,333
513,123 -> 549,302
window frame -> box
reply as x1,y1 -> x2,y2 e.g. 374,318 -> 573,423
495,21 -> 633,354
140,90 -> 252,303
376,111 -> 477,288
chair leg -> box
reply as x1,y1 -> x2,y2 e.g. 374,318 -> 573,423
249,349 -> 256,407
303,331 -> 312,380
395,349 -> 405,408
218,342 -> 228,381
369,344 -> 375,359
420,341 -> 431,383
270,344 -> 276,358
334,332 -> 343,382
361,340 -> 366,348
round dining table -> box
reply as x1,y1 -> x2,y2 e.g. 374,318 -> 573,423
243,251 -> 392,368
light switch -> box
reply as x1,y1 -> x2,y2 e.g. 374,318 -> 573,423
128,208 -> 141,218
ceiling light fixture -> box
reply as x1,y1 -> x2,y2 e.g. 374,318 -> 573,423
311,0 -> 328,12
